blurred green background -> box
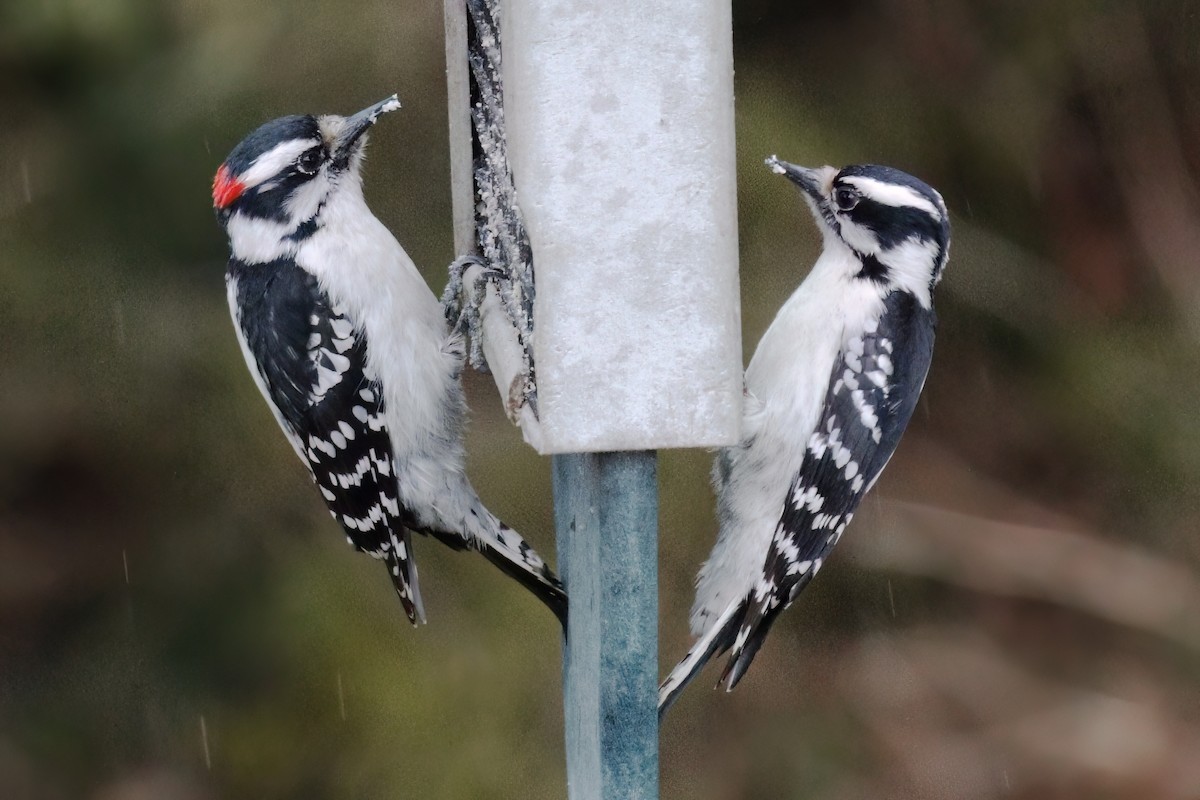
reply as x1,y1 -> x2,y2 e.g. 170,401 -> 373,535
3,0 -> 1200,798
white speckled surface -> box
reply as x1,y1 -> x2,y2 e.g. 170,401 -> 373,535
504,0 -> 743,453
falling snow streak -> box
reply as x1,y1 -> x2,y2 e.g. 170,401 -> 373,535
20,159 -> 31,204
336,671 -> 347,721
199,715 -> 211,770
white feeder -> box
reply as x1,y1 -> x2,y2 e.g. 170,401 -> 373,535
503,0 -> 742,453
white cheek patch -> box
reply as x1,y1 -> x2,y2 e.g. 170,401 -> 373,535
284,173 -> 331,222
880,237 -> 938,309
837,219 -> 881,255
238,138 -> 320,189
226,213 -> 299,264
841,175 -> 944,220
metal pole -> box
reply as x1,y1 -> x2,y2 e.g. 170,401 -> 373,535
554,452 -> 658,800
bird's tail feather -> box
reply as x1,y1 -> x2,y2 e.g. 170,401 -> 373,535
460,503 -> 567,627
658,600 -> 744,719
719,594 -> 786,691
385,528 -> 426,626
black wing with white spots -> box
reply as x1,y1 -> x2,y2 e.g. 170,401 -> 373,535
722,290 -> 936,687
227,257 -> 424,624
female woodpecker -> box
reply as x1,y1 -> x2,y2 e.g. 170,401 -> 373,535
660,157 -> 950,714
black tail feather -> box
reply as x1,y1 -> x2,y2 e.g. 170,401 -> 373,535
476,540 -> 568,628
658,600 -> 745,720
423,509 -> 567,628
719,596 -> 787,691
385,528 -> 425,626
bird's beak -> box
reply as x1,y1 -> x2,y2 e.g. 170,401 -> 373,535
765,156 -> 829,204
331,94 -> 402,162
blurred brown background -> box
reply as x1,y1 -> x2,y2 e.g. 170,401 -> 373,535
3,1 -> 1200,798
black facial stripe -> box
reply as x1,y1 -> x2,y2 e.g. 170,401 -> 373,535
855,252 -> 888,283
285,214 -> 322,243
846,198 -> 947,250
232,170 -> 313,224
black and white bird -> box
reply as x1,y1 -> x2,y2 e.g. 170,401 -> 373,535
659,157 -> 950,714
212,96 -> 566,626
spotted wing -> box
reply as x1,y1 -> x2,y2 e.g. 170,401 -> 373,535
227,258 -> 424,623
722,291 -> 936,686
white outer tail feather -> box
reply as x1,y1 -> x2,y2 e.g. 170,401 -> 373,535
659,600 -> 742,717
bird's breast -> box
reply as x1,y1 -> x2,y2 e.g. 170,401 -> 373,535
296,200 -> 461,459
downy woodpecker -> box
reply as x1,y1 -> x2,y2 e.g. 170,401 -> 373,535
212,96 -> 566,626
659,158 -> 950,714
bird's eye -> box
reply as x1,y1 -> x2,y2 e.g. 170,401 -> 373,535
833,187 -> 860,211
297,148 -> 324,174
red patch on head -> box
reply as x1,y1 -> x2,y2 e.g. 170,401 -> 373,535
212,164 -> 246,209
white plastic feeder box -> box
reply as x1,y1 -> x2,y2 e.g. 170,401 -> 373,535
506,0 -> 742,452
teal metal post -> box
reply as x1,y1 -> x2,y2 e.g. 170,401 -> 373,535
554,451 -> 658,800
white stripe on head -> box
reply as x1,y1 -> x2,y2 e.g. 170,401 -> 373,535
841,175 -> 944,220
237,138 -> 319,189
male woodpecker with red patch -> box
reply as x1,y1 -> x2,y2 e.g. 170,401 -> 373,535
212,96 -> 566,626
